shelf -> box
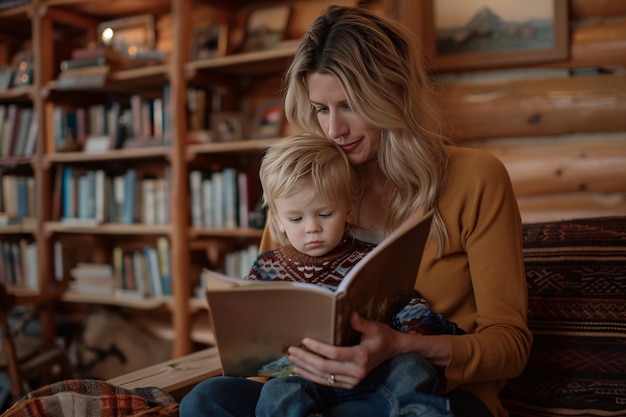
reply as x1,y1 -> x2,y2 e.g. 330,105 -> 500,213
43,0 -> 171,17
0,86 -> 35,103
189,227 -> 264,239
0,224 -> 37,235
4,286 -> 40,298
187,138 -> 275,159
45,222 -> 172,235
46,64 -> 169,95
0,156 -> 35,167
186,46 -> 299,77
44,146 -> 171,164
62,292 -> 171,309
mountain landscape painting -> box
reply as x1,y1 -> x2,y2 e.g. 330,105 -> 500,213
428,0 -> 568,70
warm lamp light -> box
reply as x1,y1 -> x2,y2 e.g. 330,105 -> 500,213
101,27 -> 114,45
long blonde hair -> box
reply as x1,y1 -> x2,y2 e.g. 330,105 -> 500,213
283,5 -> 449,253
260,134 -> 358,245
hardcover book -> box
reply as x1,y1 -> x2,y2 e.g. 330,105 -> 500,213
205,210 -> 433,377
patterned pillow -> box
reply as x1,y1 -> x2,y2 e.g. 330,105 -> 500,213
500,217 -> 626,417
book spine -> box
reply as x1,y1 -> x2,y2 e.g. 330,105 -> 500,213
122,169 -> 137,224
61,167 -> 74,219
144,245 -> 163,297
156,237 -> 172,296
189,170 -> 203,228
222,168 -> 237,229
2,104 -> 19,157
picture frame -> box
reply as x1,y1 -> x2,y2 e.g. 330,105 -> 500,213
192,25 -> 228,60
98,14 -> 155,58
241,4 -> 291,53
250,99 -> 283,139
212,112 -> 244,142
0,67 -> 12,91
421,0 -> 569,71
10,51 -> 33,87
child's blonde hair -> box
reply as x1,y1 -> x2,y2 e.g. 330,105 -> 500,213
260,134 -> 358,245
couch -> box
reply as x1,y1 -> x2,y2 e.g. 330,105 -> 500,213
3,217 -> 625,417
500,216 -> 626,417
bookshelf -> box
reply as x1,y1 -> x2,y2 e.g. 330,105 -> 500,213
0,0 -> 388,358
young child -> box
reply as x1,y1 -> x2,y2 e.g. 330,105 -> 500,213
246,134 -> 463,417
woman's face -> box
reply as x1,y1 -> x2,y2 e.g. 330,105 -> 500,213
307,72 -> 381,166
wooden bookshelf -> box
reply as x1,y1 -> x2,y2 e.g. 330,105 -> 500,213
0,0 -> 383,359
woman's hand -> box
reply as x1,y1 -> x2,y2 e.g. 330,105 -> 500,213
287,312 -> 407,389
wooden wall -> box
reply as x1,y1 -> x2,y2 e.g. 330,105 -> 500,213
403,0 -> 626,223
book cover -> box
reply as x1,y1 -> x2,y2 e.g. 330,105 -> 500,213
205,210 -> 433,377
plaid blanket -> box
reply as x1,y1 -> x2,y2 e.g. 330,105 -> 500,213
1,379 -> 179,417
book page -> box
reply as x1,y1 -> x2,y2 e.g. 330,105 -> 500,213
334,211 -> 433,345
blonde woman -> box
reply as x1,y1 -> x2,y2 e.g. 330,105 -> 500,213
181,6 -> 531,417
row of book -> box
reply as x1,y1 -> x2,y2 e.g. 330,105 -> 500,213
194,244 -> 259,298
58,167 -> 170,226
0,175 -> 36,225
189,168 -> 264,229
46,85 -> 171,153
0,239 -> 38,290
65,237 -> 172,299
0,104 -> 38,158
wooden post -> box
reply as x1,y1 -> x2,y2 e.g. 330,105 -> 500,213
169,0 -> 193,357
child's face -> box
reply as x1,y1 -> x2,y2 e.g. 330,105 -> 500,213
274,188 -> 352,257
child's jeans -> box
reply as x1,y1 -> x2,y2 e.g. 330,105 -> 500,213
256,353 -> 452,417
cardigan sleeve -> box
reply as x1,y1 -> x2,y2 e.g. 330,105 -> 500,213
421,147 -> 532,394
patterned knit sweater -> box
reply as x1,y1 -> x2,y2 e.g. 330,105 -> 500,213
245,236 -> 464,336
245,236 -> 374,291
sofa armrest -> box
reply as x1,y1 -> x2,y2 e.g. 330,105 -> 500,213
107,347 -> 222,401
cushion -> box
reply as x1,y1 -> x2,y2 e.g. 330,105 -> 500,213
500,217 -> 626,417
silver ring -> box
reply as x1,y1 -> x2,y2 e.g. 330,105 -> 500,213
327,373 -> 335,385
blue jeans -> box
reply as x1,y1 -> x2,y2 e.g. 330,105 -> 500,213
180,353 -> 452,417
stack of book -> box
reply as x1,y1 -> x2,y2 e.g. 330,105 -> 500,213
69,262 -> 115,296
57,46 -> 122,89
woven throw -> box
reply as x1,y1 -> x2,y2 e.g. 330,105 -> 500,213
1,379 -> 179,417
501,217 -> 626,417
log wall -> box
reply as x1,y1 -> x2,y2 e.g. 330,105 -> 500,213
419,0 -> 626,223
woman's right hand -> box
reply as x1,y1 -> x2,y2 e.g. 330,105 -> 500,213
287,312 -> 414,389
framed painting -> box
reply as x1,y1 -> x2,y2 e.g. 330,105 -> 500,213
250,99 -> 283,139
212,112 -> 244,142
240,4 -> 291,53
421,0 -> 569,71
98,14 -> 155,58
192,24 -> 228,60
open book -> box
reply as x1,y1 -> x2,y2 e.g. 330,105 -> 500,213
205,210 -> 433,377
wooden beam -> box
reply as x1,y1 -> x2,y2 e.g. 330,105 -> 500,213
169,0 -> 193,358
471,134 -> 626,196
437,73 -> 626,141
518,192 -> 626,224
558,16 -> 626,69
569,0 -> 626,19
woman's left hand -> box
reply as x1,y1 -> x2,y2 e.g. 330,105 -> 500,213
287,311 -> 405,389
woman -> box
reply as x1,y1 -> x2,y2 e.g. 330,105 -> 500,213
180,5 -> 532,417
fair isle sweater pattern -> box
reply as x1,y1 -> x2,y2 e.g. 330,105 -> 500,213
245,236 -> 375,291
